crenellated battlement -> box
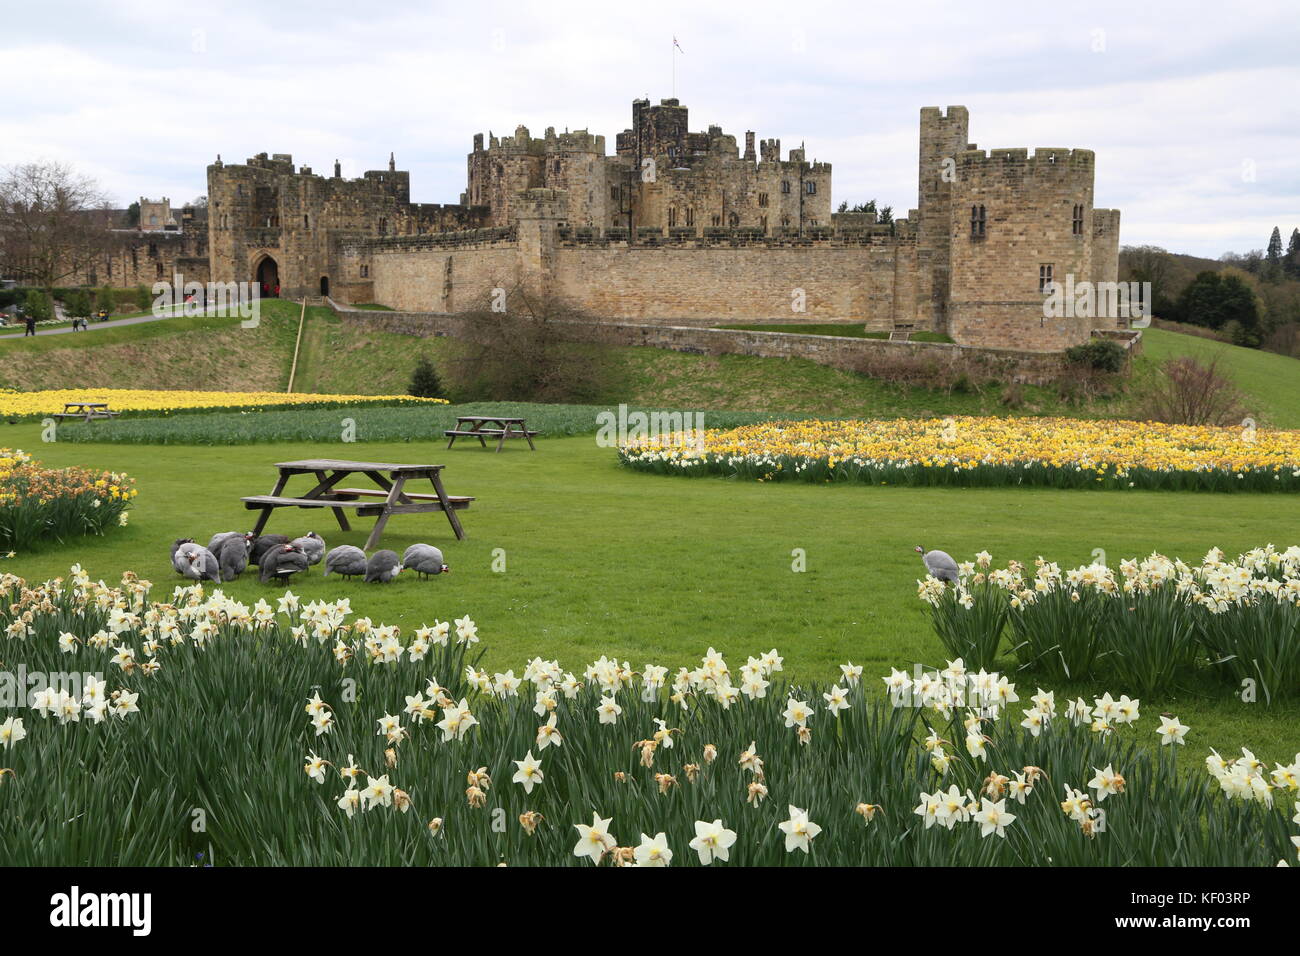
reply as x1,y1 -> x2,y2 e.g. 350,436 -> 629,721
956,146 -> 1095,172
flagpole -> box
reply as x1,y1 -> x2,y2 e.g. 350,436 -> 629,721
672,37 -> 675,99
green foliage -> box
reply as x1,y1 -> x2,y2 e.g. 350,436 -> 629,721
1177,271 -> 1261,344
0,572 -> 1293,865
1064,339 -> 1126,373
23,289 -> 52,321
134,284 -> 152,311
64,289 -> 92,320
407,355 -> 443,399
95,286 -> 117,314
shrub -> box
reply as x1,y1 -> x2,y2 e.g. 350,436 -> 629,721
23,289 -> 53,321
441,287 -> 614,404
64,289 -> 92,321
1064,339 -> 1126,373
1137,355 -> 1248,426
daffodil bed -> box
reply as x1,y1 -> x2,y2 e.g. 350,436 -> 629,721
918,546 -> 1300,701
0,389 -> 448,419
619,417 -> 1300,493
0,567 -> 1295,866
0,449 -> 136,550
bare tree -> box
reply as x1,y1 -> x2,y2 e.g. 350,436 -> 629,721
441,285 -> 615,403
0,161 -> 110,291
1138,355 -> 1249,426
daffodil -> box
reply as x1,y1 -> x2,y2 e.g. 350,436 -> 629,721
512,751 -> 544,794
688,819 -> 737,865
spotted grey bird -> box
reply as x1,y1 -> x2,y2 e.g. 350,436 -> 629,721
213,533 -> 253,582
207,531 -> 244,554
291,532 -> 326,567
171,538 -> 198,575
250,534 -> 290,567
259,543 -> 310,584
182,544 -> 222,583
916,545 -> 960,584
323,545 -> 367,580
402,544 -> 449,580
364,549 -> 403,583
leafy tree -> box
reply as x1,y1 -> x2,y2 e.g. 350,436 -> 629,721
1177,270 -> 1261,345
95,286 -> 116,314
23,289 -> 52,321
1286,228 -> 1300,279
878,206 -> 893,225
1265,227 -> 1284,282
65,289 -> 92,321
126,201 -> 140,228
407,355 -> 443,398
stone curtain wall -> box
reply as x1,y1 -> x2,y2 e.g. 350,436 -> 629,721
327,301 -> 1072,385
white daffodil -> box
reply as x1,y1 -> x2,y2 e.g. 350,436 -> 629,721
337,788 -> 361,818
361,774 -> 394,810
1088,764 -> 1125,802
782,698 -> 812,728
0,716 -> 25,749
778,805 -> 821,853
1157,715 -> 1189,746
823,685 -> 850,715
597,695 -> 622,725
536,713 -> 563,750
633,832 -> 672,867
572,812 -> 615,864
976,798 -> 1016,838
305,753 -> 328,784
512,750 -> 544,794
688,819 -> 737,865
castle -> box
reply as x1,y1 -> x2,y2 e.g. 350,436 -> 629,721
97,98 -> 1126,352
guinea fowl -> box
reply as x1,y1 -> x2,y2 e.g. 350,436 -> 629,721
259,544 -> 310,584
213,533 -> 252,582
364,549 -> 403,583
250,534 -> 290,567
402,543 -> 449,579
291,532 -> 326,567
323,545 -> 367,580
182,545 -> 222,583
208,531 -> 243,554
916,545 -> 960,584
171,538 -> 198,575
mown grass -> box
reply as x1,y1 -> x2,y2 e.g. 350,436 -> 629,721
11,424 -> 1298,769
49,402 -> 810,445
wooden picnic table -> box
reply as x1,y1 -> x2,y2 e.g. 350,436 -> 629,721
53,402 -> 119,423
445,415 -> 537,452
241,458 -> 472,550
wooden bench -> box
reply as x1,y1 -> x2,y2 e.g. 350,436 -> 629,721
242,459 -> 471,548
445,415 -> 538,451
52,402 -> 120,423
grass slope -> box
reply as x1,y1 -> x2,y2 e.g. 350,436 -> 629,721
11,425 -> 1298,765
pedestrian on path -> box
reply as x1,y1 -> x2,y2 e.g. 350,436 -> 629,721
24,314 -> 36,336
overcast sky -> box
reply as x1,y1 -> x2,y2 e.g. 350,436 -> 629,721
2,0 -> 1296,258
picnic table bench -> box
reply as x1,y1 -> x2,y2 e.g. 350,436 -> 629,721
52,402 -> 120,423
241,459 -> 472,550
445,415 -> 537,452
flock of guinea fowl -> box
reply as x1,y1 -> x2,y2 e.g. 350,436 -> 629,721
169,531 -> 450,585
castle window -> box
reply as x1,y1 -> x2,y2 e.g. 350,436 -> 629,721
155,262 -> 164,279
804,181 -> 817,195
554,159 -> 561,174
148,242 -> 158,257
1072,203 -> 1085,236
611,185 -> 620,201
379,218 -> 388,235
685,208 -> 695,227
758,192 -> 768,208
711,215 -> 721,227
668,207 -> 677,228
304,214 -> 310,228
1038,264 -> 1054,294
970,205 -> 986,239
360,264 -> 369,278
760,215 -> 768,232
729,212 -> 740,228
781,180 -> 791,194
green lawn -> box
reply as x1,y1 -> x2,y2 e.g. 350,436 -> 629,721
12,424 -> 1298,768
1138,328 -> 1300,427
